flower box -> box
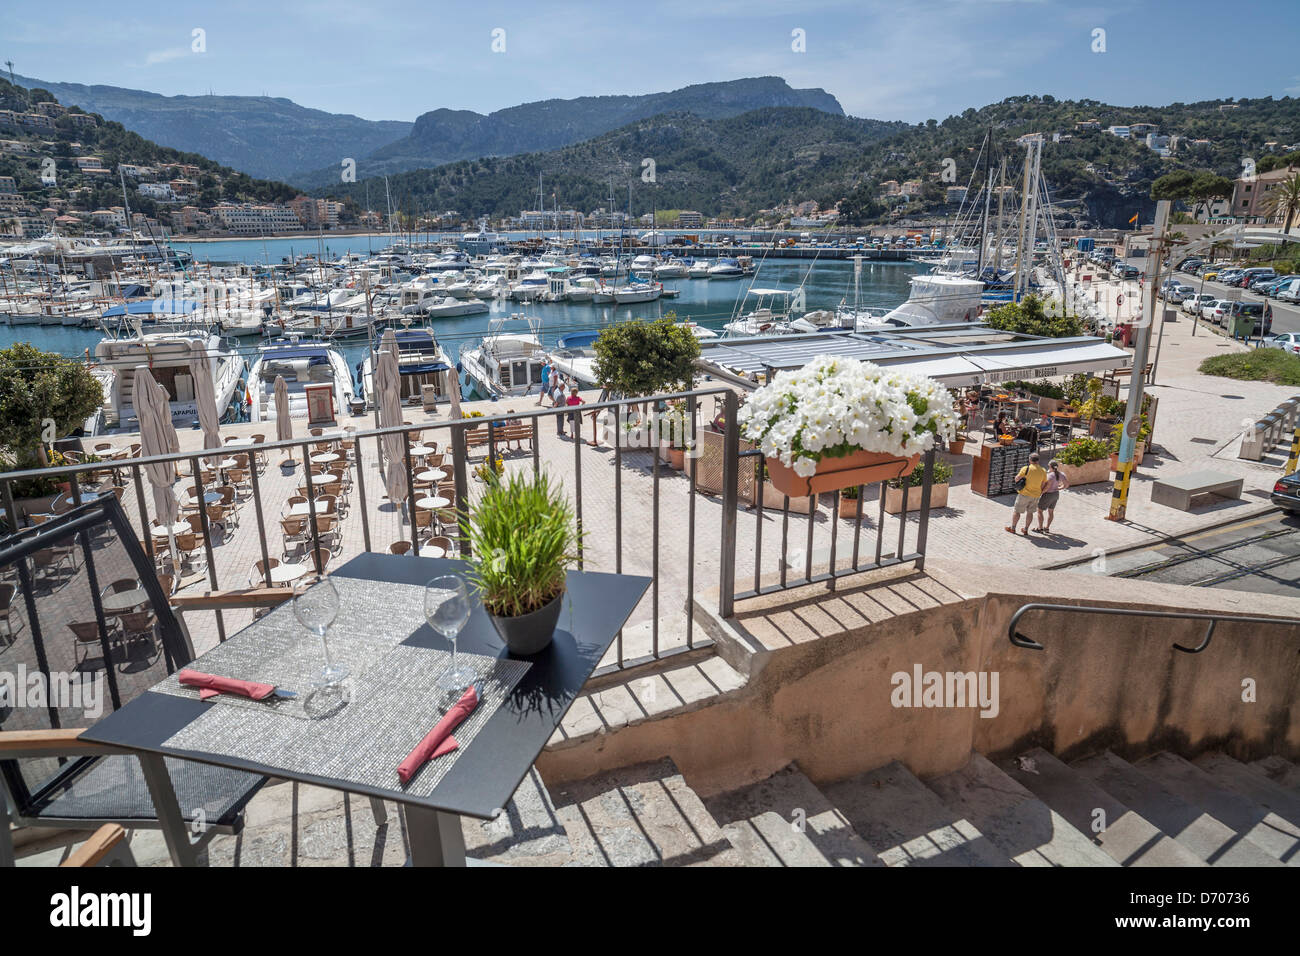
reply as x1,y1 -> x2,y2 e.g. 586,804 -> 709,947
1058,457 -> 1111,486
883,481 -> 949,514
765,448 -> 920,498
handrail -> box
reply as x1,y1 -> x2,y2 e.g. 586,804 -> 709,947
1008,602 -> 1300,654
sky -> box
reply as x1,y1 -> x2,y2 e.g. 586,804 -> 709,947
4,0 -> 1298,123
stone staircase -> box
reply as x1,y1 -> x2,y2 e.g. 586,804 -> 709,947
469,750 -> 1300,866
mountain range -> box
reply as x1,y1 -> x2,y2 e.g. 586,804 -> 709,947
15,75 -> 843,187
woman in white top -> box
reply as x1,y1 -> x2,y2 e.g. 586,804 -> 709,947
1034,459 -> 1069,533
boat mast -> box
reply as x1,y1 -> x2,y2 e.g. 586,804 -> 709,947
992,158 -> 1008,273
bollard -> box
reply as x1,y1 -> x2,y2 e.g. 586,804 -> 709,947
1239,422 -> 1268,461
1262,414 -> 1282,449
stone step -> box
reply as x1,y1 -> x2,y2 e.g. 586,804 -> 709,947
821,760 -> 1010,866
702,765 -> 883,867
548,757 -> 748,866
1074,751 -> 1282,867
1194,753 -> 1300,829
1250,756 -> 1300,793
927,753 -> 1118,867
1136,752 -> 1300,866
1001,748 -> 1205,867
460,767 -> 573,866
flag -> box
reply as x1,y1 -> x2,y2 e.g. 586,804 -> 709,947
1128,213 -> 1139,225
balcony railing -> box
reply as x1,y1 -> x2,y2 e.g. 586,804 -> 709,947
1,388 -> 934,673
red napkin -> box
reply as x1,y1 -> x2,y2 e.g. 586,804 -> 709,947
397,685 -> 479,785
179,668 -> 276,702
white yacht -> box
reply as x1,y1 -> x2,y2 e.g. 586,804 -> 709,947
459,317 -> 549,399
93,328 -> 245,431
655,258 -> 690,278
723,288 -> 800,337
248,338 -> 356,425
546,330 -> 601,388
359,325 -> 456,406
566,276 -> 599,302
425,296 -> 489,318
509,270 -> 550,302
708,258 -> 745,279
629,254 -> 658,275
858,274 -> 985,329
687,259 -> 712,278
471,274 -> 510,299
612,279 -> 662,304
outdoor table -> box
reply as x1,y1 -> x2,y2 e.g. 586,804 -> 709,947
311,453 -> 340,466
152,520 -> 191,537
101,587 -> 148,612
418,544 -> 446,559
225,438 -> 254,448
79,553 -> 650,867
268,563 -> 309,584
416,469 -> 448,483
416,496 -> 451,510
409,444 -> 436,457
288,502 -> 334,517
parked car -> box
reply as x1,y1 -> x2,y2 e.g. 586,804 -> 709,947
1237,268 -> 1276,289
1266,332 -> 1300,354
1216,269 -> 1244,285
1262,275 -> 1300,297
1166,285 -> 1194,304
1204,300 -> 1233,326
1271,472 -> 1300,514
1278,279 -> 1300,304
1183,293 -> 1217,315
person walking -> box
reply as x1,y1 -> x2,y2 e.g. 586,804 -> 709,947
554,375 -> 568,435
1034,459 -> 1069,533
1006,451 -> 1047,537
565,384 -> 584,441
537,359 -> 552,406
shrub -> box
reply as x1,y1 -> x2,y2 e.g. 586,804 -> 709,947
1057,436 -> 1110,465
887,459 -> 954,488
1199,350 -> 1300,386
593,317 -> 700,397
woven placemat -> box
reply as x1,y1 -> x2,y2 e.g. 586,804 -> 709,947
162,644 -> 530,796
153,577 -> 430,719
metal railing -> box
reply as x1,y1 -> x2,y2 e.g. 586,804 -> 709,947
1008,603 -> 1300,654
2,385 -> 937,673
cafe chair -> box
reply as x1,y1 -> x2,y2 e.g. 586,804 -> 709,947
0,495 -> 268,868
388,541 -> 412,555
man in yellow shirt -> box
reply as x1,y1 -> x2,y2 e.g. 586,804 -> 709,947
1006,451 -> 1047,537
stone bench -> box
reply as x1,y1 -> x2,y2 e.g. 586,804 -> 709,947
1150,470 -> 1244,512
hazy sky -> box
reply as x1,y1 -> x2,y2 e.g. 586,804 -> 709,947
6,0 -> 1298,122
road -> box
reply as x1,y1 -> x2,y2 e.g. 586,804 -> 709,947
1071,508 -> 1300,597
1171,270 -> 1300,335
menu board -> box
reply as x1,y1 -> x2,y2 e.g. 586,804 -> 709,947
304,383 -> 335,425
971,440 -> 1033,497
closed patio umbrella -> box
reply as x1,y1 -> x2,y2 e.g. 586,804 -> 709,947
188,339 -> 222,460
273,373 -> 293,465
376,329 -> 408,503
133,366 -> 180,586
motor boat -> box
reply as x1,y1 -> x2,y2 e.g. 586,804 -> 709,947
708,258 -> 745,279
655,258 -> 690,278
459,319 -> 549,399
248,337 -> 355,425
359,324 -> 456,406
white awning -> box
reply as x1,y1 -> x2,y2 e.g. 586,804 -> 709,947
963,341 -> 1130,383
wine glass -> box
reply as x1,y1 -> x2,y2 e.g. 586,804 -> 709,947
293,576 -> 347,692
425,574 -> 473,693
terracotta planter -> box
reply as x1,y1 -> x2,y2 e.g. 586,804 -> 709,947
765,449 -> 920,498
840,495 -> 862,518
1057,457 -> 1111,486
668,447 -> 685,470
884,481 -> 950,514
948,439 -> 966,456
760,482 -> 815,512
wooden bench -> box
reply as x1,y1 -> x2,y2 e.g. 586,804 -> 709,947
464,423 -> 533,454
1150,470 -> 1243,511
1103,363 -> 1153,385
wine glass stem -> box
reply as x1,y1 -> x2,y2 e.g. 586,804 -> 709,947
318,626 -> 334,672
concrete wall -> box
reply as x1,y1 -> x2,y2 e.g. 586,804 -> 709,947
537,560 -> 1300,795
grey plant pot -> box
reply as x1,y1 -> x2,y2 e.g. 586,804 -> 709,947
489,590 -> 564,655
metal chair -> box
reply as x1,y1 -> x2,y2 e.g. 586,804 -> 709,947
0,495 -> 268,868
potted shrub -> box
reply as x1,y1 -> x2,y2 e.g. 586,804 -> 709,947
883,459 -> 954,514
463,471 -> 579,655
738,355 -> 957,498
1056,436 -> 1112,485
1107,415 -> 1151,469
840,484 -> 862,518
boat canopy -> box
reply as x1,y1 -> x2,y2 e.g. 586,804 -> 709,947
557,331 -> 600,349
101,299 -> 200,318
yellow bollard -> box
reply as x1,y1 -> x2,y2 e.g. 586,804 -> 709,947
1106,459 -> 1135,521
1285,426 -> 1300,477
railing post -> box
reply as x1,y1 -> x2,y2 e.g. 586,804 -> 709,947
718,390 -> 739,618
451,420 -> 470,558
914,447 -> 935,570
247,452 -> 273,587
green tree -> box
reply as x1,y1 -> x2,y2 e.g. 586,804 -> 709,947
1151,169 -> 1233,220
592,318 -> 700,397
0,343 -> 104,468
983,296 -> 1082,337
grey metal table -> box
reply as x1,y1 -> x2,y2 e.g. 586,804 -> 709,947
80,553 -> 649,867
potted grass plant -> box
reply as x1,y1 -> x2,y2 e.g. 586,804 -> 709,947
463,470 -> 579,655
840,484 -> 862,518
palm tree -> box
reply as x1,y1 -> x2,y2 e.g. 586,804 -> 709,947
1265,171 -> 1300,235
